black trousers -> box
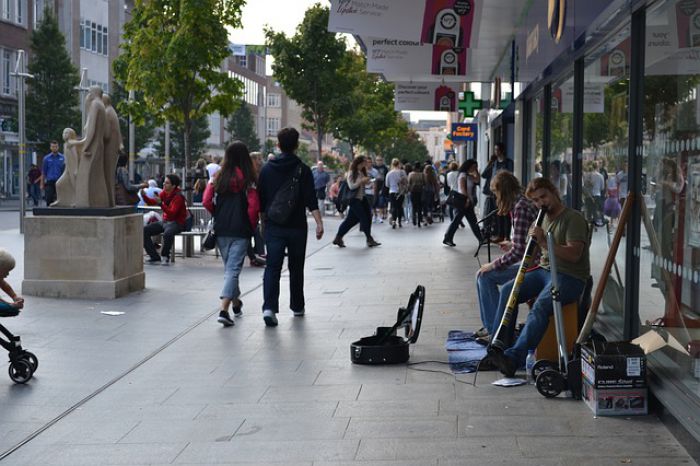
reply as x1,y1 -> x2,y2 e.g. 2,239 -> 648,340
44,181 -> 57,205
337,198 -> 371,238
389,193 -> 404,223
144,221 -> 182,260
444,204 -> 482,243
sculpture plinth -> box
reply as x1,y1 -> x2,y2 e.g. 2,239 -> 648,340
22,213 -> 145,299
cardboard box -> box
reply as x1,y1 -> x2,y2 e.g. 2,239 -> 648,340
582,379 -> 648,416
581,341 -> 647,389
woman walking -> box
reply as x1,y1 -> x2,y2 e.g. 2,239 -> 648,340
203,141 -> 260,327
408,165 -> 425,227
385,158 -> 407,228
333,156 -> 381,247
422,165 -> 439,225
443,160 -> 482,246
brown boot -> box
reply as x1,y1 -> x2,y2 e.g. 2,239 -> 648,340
366,236 -> 381,247
333,236 -> 346,248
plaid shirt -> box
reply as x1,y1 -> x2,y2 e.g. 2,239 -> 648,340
493,195 -> 539,269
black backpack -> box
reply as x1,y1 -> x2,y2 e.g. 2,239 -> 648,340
267,163 -> 303,224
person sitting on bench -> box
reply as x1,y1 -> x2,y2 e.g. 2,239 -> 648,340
141,174 -> 188,265
475,171 -> 539,343
487,177 -> 590,377
0,249 -> 23,317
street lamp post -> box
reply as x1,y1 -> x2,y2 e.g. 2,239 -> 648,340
164,119 -> 170,174
76,68 -> 89,130
11,50 -> 34,234
128,90 -> 135,181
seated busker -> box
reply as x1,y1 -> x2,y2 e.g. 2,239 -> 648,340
485,177 -> 590,377
140,174 -> 188,265
474,171 -> 539,344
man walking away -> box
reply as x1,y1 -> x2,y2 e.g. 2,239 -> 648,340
313,161 -> 330,214
258,128 -> 324,327
41,140 -> 65,205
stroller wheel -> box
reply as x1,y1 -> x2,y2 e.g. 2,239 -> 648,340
22,351 -> 38,372
532,359 -> 556,380
8,360 -> 33,384
535,369 -> 565,398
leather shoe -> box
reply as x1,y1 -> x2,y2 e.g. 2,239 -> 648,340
333,236 -> 346,248
487,349 -> 517,378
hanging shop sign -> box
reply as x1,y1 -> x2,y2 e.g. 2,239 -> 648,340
394,82 -> 458,111
458,91 -> 482,118
451,123 -> 477,142
328,0 -> 425,40
366,37 -> 468,80
328,0 -> 480,46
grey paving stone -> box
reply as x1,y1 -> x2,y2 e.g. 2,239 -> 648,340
174,439 -> 360,463
335,399 -> 439,418
261,384 -> 361,402
196,401 -> 338,420
234,416 -> 350,440
3,442 -> 186,465
345,416 -> 457,439
357,383 -> 456,401
356,437 -> 521,461
517,435 -> 692,458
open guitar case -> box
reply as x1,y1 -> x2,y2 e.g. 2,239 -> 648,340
351,285 -> 425,365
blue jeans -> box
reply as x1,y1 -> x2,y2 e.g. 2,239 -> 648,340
217,236 -> 249,300
476,264 -> 519,332
28,183 -> 40,206
263,222 -> 308,313
490,268 -> 585,367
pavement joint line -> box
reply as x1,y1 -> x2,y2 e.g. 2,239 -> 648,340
0,235 -> 336,462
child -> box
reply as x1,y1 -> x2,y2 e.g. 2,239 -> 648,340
0,249 -> 23,317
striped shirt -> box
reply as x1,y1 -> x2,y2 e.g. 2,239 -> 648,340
493,195 -> 539,269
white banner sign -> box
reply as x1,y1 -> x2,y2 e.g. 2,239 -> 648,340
394,82 -> 459,111
328,0 -> 424,41
366,37 -> 469,80
559,82 -> 605,114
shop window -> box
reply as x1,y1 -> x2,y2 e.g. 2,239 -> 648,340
531,94 -> 544,180
581,23 -> 631,338
640,0 -> 700,393
549,71 -> 574,207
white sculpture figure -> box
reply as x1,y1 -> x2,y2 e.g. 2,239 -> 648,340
74,86 -> 109,208
51,128 -> 83,207
102,93 -> 123,207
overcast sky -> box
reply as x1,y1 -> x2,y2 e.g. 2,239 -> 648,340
228,0 -> 445,123
228,0 -> 331,45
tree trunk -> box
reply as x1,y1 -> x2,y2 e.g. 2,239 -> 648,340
183,115 -> 193,257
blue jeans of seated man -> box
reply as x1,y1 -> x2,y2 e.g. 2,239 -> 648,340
263,222 -> 308,314
490,267 -> 585,367
217,236 -> 249,300
476,264 -> 519,332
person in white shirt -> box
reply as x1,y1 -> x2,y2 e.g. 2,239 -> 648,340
206,155 -> 222,181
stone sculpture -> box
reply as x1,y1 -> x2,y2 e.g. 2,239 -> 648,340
50,128 -> 83,207
102,94 -> 122,207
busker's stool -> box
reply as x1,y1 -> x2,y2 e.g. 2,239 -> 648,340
536,302 -> 579,362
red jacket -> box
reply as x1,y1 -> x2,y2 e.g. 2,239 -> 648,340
142,187 -> 188,226
203,168 -> 260,230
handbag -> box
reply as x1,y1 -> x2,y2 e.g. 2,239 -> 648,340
115,182 -> 140,205
446,190 -> 467,208
202,222 -> 217,251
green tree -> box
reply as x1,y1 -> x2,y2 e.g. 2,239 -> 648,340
114,0 -> 244,192
373,118 -> 428,164
226,102 -> 260,151
263,139 -> 276,156
110,80 -> 158,154
155,114 -> 211,167
26,7 -> 81,155
266,4 -> 349,161
330,52 -> 397,155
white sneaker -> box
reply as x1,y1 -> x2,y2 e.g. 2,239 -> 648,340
263,309 -> 278,327
292,309 -> 305,317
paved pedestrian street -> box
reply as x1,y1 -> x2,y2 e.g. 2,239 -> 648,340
0,217 -> 695,465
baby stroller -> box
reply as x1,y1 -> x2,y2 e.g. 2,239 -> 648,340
0,309 -> 37,384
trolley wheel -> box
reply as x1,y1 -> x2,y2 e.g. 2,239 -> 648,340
8,360 -> 33,384
21,352 -> 38,372
532,359 -> 557,380
535,369 -> 566,398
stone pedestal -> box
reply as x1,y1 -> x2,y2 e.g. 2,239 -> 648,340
23,213 -> 145,299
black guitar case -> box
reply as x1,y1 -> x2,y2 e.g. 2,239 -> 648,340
351,285 -> 425,365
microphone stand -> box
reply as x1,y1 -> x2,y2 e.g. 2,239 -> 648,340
474,209 -> 498,262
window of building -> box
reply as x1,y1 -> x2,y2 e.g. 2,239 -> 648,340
15,0 -> 22,24
1,48 -> 12,96
267,117 -> 280,136
80,18 -> 85,48
549,70 -> 575,208
91,22 -> 97,53
102,27 -> 108,56
1,0 -> 9,21
267,93 -> 280,108
639,0 -> 700,399
80,19 -> 108,56
96,25 -> 103,54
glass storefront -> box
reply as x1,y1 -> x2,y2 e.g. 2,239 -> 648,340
550,72 -> 574,207
582,24 -> 632,339
530,93 -> 543,180
640,0 -> 700,402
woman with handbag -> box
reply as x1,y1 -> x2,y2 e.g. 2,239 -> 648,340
332,156 -> 381,248
385,158 -> 407,228
442,160 -> 483,247
203,141 -> 260,327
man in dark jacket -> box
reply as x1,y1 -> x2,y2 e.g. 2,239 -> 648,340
258,127 -> 324,327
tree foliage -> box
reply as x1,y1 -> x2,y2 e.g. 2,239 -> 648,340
26,7 -> 81,155
110,80 -> 158,154
114,0 -> 245,187
265,4 -> 349,161
329,53 -> 397,155
373,118 -> 429,164
226,102 -> 260,151
155,114 -> 211,166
